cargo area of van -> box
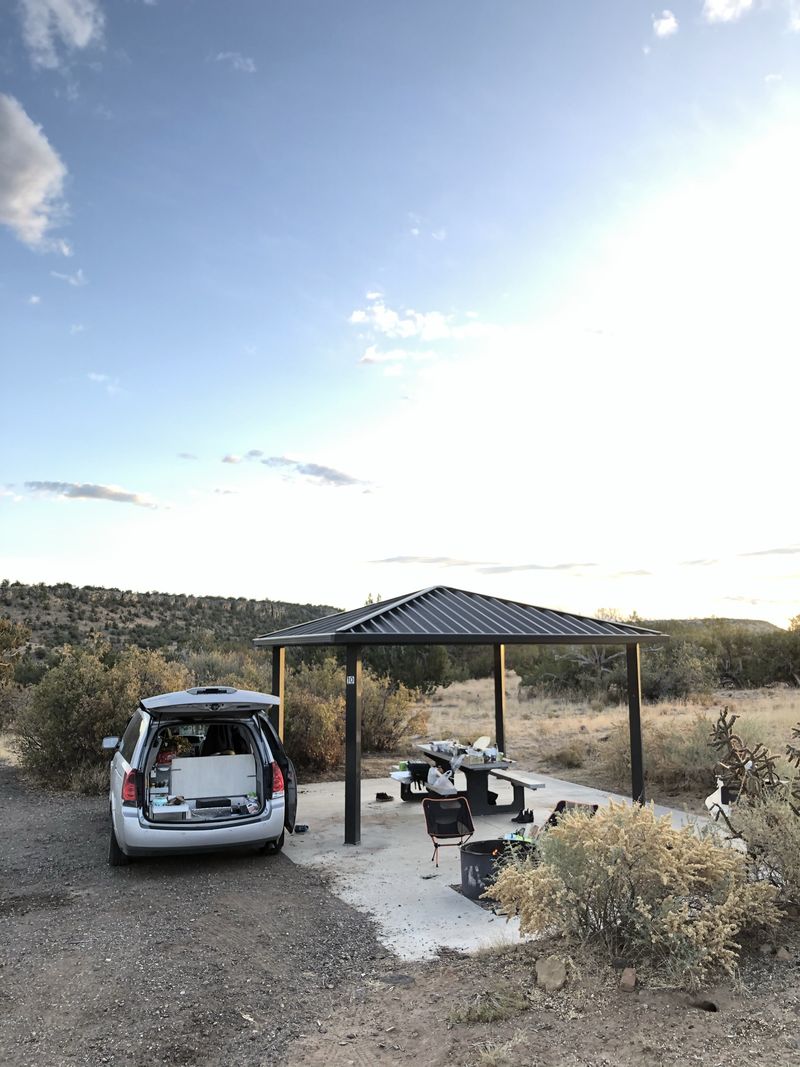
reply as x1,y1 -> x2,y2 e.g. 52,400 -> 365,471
143,721 -> 264,824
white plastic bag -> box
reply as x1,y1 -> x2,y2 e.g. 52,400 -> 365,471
427,765 -> 458,796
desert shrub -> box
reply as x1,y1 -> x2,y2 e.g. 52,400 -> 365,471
550,742 -> 587,769
283,658 -> 345,771
491,801 -> 779,988
733,792 -> 800,905
282,658 -> 426,769
600,713 -> 716,794
360,673 -> 426,750
181,648 -> 271,692
15,644 -> 190,790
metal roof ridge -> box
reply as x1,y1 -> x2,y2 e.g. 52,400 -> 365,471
334,586 -> 440,633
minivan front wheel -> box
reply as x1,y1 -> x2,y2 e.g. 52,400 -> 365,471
109,825 -> 130,866
260,831 -> 284,855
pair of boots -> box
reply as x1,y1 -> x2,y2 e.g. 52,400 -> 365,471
511,808 -> 534,824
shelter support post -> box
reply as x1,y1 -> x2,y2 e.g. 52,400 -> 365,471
270,646 -> 285,739
626,642 -> 645,803
493,643 -> 506,755
344,644 -> 362,845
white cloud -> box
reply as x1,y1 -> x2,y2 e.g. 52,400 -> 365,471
703,0 -> 755,22
19,0 -> 105,70
222,454 -> 242,464
653,10 -> 679,36
28,294 -> 41,304
765,73 -> 783,83
215,51 -> 257,74
358,345 -> 434,365
87,371 -> 120,395
70,322 -> 84,333
431,228 -> 447,241
349,295 -> 452,341
365,290 -> 382,300
25,480 -> 156,508
51,267 -> 86,286
0,94 -> 69,251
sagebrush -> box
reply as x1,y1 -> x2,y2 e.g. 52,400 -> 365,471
491,801 -> 779,987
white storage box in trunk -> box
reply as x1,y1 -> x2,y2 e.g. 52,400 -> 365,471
168,754 -> 257,799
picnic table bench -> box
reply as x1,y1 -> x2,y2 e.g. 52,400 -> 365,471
411,744 -> 545,816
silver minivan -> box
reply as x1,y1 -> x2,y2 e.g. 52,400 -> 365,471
103,686 -> 297,865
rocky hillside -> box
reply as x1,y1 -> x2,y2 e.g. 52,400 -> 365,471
0,579 -> 337,651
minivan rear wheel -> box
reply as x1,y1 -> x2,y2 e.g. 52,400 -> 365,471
109,825 -> 130,866
260,831 -> 284,855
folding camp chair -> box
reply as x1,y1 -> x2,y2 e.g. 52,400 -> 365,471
537,799 -> 599,834
422,796 -> 475,866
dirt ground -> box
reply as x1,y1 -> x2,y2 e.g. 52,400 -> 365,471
0,758 -> 388,1067
3,758 -> 800,1067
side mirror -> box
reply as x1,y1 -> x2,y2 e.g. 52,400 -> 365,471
102,736 -> 120,751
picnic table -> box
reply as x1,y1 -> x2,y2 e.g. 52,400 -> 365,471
415,743 -> 545,817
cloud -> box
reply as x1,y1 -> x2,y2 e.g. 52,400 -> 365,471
358,345 -> 434,365
431,228 -> 447,241
682,558 -> 718,566
70,322 -> 84,334
87,370 -> 120,395
348,294 -> 452,341
215,51 -> 256,73
765,73 -> 783,83
703,0 -> 754,22
19,0 -> 105,70
478,562 -> 597,574
25,480 -> 156,508
0,94 -> 69,251
261,456 -> 367,488
178,452 -> 198,461
222,450 -> 264,463
28,294 -> 41,304
213,488 -> 236,495
372,555 -> 492,567
740,544 -> 800,556
653,10 -> 679,36
51,267 -> 86,286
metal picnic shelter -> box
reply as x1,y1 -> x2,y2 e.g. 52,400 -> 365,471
253,586 -> 666,845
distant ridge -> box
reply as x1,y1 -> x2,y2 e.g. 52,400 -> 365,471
0,579 -> 338,651
642,617 -> 783,636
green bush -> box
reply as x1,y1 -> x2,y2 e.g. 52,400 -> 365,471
282,658 -> 425,770
360,673 -> 426,751
491,801 -> 780,988
283,659 -> 344,772
15,644 -> 190,790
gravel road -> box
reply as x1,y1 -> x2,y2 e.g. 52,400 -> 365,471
0,759 -> 388,1067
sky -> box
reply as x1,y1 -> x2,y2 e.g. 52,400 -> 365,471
1,0 -> 799,626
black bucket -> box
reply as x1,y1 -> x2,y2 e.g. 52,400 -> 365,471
460,838 -> 534,900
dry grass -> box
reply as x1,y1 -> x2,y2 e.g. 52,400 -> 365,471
472,1031 -> 527,1067
447,987 -> 528,1025
410,675 -> 800,807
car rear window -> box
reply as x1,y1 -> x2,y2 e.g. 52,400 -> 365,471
119,711 -> 145,763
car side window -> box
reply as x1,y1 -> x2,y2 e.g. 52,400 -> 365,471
119,711 -> 144,763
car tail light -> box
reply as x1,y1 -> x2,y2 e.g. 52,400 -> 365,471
271,762 -> 285,794
121,769 -> 138,804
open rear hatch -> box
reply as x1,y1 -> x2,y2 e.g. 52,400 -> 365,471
142,715 -> 266,825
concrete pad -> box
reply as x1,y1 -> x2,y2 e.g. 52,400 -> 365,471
284,771 -> 700,961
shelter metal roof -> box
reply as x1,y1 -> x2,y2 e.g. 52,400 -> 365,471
252,586 -> 666,647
